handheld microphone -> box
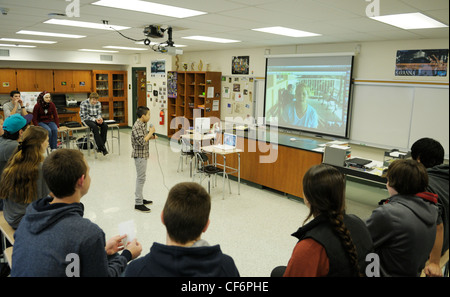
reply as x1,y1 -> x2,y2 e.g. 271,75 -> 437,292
149,123 -> 155,136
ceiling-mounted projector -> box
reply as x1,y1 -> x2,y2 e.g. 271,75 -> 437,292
142,25 -> 182,55
159,46 -> 183,56
143,25 -> 165,38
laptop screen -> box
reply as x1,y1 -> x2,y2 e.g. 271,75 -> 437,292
223,133 -> 236,147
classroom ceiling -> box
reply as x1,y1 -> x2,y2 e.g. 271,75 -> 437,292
0,0 -> 448,54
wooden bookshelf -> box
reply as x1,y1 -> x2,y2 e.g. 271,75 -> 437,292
167,71 -> 221,138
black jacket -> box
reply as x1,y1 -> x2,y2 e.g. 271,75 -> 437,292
124,241 -> 240,277
292,214 -> 373,277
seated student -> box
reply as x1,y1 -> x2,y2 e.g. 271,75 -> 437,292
32,91 -> 60,151
0,114 -> 4,137
79,92 -> 108,155
2,90 -> 32,122
125,182 -> 240,277
11,149 -> 142,277
0,114 -> 30,174
0,126 -> 50,229
366,159 -> 439,277
411,137 -> 449,277
274,164 -> 373,277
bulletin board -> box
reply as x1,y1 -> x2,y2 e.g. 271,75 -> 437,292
220,76 -> 256,123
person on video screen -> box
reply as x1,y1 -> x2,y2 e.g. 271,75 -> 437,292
282,83 -> 318,128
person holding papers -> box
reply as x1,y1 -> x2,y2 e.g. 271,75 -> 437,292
11,149 -> 142,276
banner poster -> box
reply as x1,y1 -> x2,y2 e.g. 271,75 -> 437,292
395,49 -> 448,77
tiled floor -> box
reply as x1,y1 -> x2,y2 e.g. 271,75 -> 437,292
78,128 -> 387,277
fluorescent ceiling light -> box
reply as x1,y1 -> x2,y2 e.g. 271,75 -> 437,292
44,19 -> 130,30
252,26 -> 321,37
17,30 -> 85,39
0,43 -> 36,48
92,0 -> 206,18
103,46 -> 148,51
0,38 -> 56,44
370,12 -> 448,29
79,49 -> 119,53
182,36 -> 241,43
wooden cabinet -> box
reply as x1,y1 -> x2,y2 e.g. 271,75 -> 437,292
92,70 -> 128,127
0,69 -> 17,94
216,136 -> 323,199
16,69 -> 53,92
167,71 -> 221,138
54,70 -> 92,93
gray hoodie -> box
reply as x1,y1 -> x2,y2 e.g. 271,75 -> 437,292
366,192 -> 438,277
427,164 -> 449,254
11,196 -> 131,277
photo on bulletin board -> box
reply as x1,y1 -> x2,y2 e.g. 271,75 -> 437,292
151,60 -> 166,74
395,49 -> 448,77
232,56 -> 250,75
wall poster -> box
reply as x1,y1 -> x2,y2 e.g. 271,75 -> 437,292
395,49 -> 448,77
232,56 -> 250,75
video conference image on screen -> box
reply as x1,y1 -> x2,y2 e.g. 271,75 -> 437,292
264,55 -> 354,138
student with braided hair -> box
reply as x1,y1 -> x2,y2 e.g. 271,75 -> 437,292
273,164 -> 373,277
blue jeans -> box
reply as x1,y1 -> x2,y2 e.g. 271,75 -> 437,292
38,122 -> 58,149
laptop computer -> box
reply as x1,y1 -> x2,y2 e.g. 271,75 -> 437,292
346,157 -> 372,167
214,133 -> 237,150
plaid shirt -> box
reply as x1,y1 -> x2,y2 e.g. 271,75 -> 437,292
80,99 -> 101,122
131,120 -> 150,159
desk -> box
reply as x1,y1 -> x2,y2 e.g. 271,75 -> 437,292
61,126 -> 93,157
57,108 -> 79,123
107,123 -> 120,154
57,126 -> 69,147
180,132 -> 216,150
216,134 -> 323,199
201,146 -> 242,199
326,159 -> 387,185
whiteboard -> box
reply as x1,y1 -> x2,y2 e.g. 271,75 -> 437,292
350,82 -> 449,158
409,87 -> 449,157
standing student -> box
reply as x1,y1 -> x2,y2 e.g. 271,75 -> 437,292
411,137 -> 449,277
131,106 -> 157,213
79,92 -> 108,155
0,126 -> 50,229
11,149 -> 142,277
32,91 -> 60,151
366,159 -> 438,277
275,164 -> 373,277
124,182 -> 240,277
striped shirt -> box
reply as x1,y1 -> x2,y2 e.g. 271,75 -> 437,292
79,99 -> 101,122
131,120 -> 149,159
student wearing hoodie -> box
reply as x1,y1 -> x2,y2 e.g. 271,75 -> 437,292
366,159 -> 438,277
411,137 -> 449,277
124,182 -> 240,277
11,149 -> 142,277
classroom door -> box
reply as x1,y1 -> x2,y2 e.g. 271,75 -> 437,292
137,70 -> 147,107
